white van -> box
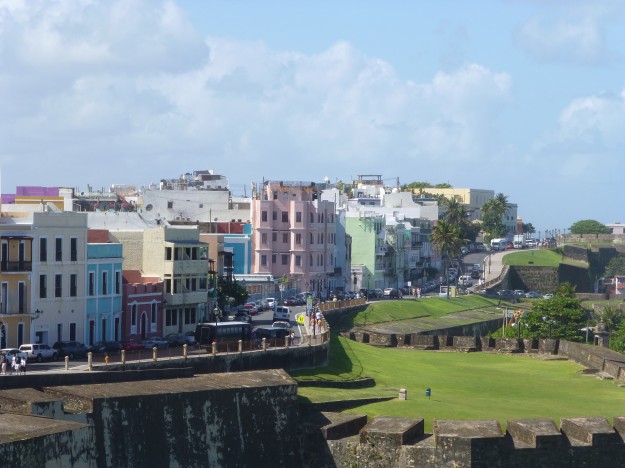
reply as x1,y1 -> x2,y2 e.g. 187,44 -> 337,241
273,306 -> 291,322
490,238 -> 507,251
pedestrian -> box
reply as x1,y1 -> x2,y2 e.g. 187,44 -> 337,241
0,353 -> 6,376
316,310 -> 323,331
417,288 -> 421,299
20,356 -> 26,375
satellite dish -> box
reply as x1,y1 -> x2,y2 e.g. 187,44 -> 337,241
145,204 -> 153,212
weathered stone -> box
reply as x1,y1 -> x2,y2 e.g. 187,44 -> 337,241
561,417 -> 619,446
507,419 -> 564,448
360,416 -> 424,447
320,412 -> 367,440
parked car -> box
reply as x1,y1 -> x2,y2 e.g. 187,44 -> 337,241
185,330 -> 197,345
383,288 -> 402,299
19,343 -> 58,362
514,290 -> 525,297
164,333 -> 188,347
142,337 -> 169,349
471,271 -> 481,279
233,310 -> 253,324
1,348 -> 28,362
525,291 -> 541,299
120,339 -> 144,352
272,320 -> 291,330
543,293 -> 554,299
52,341 -> 88,360
88,341 -> 122,354
253,327 -> 290,341
242,303 -> 258,315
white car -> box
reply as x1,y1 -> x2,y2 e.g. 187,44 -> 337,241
19,343 -> 59,362
272,321 -> 291,330
543,293 -> 554,299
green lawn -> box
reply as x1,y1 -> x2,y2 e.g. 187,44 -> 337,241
502,249 -> 563,267
292,335 -> 625,432
341,295 -> 508,329
502,249 -> 588,268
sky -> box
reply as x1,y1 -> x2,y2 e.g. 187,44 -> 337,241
1,0 -> 624,234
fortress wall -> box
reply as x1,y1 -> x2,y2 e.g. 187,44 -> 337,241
325,414 -> 625,468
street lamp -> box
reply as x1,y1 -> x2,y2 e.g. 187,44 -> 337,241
543,317 -> 556,338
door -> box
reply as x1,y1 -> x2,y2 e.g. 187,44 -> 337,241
141,313 -> 147,339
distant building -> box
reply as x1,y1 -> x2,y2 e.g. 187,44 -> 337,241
251,180 -> 337,298
607,223 -> 625,235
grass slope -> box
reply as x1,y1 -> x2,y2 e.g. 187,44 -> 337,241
344,296 -> 506,328
503,248 -> 588,268
293,335 -> 625,432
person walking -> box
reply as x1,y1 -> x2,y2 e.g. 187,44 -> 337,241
20,356 -> 27,375
0,353 -> 6,376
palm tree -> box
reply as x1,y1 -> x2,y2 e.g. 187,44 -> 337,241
431,220 -> 462,299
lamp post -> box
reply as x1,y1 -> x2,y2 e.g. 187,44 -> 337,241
30,308 -> 43,343
353,271 -> 357,292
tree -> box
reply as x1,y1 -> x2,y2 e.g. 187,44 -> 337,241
481,193 -> 509,240
604,255 -> 625,277
592,304 -> 624,331
555,282 -> 577,298
569,219 -> 610,235
217,279 -> 249,310
523,295 -> 588,341
522,223 -> 535,235
430,220 -> 462,299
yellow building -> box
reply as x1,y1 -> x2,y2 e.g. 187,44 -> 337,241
0,220 -> 34,348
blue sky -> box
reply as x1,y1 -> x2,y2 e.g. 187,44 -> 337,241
1,0 -> 624,234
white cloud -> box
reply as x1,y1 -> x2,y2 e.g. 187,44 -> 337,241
0,0 -> 514,191
514,3 -> 624,65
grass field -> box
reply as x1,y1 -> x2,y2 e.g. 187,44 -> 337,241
292,335 -> 625,432
340,295 -> 508,329
502,249 -> 588,268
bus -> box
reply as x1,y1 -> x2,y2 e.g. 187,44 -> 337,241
194,322 -> 253,347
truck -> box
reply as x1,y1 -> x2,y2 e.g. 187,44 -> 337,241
513,234 -> 526,249
490,238 -> 507,251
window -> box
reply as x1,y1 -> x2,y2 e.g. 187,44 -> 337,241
272,232 -> 277,242
282,211 -> 288,222
39,274 -> 47,299
282,233 -> 289,243
261,211 -> 267,222
310,212 -> 314,223
167,201 -> 173,209
70,274 -> 77,297
281,254 -> 288,265
309,254 -> 313,266
261,233 -> 267,244
131,304 -> 137,326
273,191 -> 278,200
165,247 -> 172,260
295,233 -> 302,245
166,309 -> 178,326
55,274 -> 62,297
272,254 -> 276,264
55,238 -> 62,261
295,255 -> 301,267
89,272 -> 95,296
70,237 -> 77,261
261,255 -> 267,266
272,211 -> 277,221
39,238 -> 47,262
115,271 -> 121,295
102,271 -> 108,295
296,211 -> 302,223
309,233 -> 314,245
151,303 -> 157,324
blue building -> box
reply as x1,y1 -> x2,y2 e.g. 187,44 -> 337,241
86,230 -> 123,345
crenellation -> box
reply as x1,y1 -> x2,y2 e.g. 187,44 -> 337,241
560,417 -> 620,446
506,418 -> 564,449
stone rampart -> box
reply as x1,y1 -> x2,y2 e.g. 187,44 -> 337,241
559,340 -> 625,378
324,413 -> 625,467
0,370 -> 302,467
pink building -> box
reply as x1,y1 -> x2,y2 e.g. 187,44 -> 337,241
252,181 -> 336,298
122,270 -> 164,341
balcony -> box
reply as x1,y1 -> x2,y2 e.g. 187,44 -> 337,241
1,261 -> 32,272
